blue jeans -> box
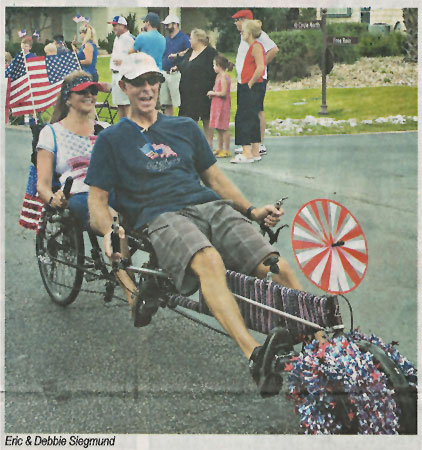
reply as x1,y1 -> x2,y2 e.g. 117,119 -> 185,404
68,191 -> 117,231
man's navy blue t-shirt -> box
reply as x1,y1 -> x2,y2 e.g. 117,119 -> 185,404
162,31 -> 191,72
85,114 -> 220,230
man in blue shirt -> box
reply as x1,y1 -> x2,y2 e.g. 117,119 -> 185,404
160,14 -> 190,116
86,52 -> 301,399
130,12 -> 165,70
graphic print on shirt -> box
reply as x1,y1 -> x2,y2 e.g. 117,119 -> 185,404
139,141 -> 180,172
66,156 -> 90,180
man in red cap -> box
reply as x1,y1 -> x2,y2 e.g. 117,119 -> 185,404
232,9 -> 279,157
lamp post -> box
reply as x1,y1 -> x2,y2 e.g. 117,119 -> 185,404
319,8 -> 329,115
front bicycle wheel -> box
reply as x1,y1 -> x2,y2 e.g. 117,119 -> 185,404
36,216 -> 85,306
286,331 -> 417,434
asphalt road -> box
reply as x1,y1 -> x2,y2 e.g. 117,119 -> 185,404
3,127 -> 418,442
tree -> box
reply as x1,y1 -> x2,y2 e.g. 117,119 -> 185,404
206,8 -> 305,53
402,8 -> 417,62
6,7 -> 74,41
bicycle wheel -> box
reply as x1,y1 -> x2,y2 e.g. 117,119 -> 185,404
286,332 -> 417,434
36,216 -> 85,306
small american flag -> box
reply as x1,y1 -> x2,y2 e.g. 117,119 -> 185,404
18,29 -> 27,37
73,14 -> 86,23
6,52 -> 79,116
19,164 -> 46,232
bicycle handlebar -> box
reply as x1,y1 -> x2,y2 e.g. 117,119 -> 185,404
62,176 -> 73,199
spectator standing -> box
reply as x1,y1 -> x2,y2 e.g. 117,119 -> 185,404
108,15 -> 134,119
160,14 -> 191,116
53,34 -> 69,55
44,43 -> 57,55
232,9 -> 278,156
21,36 -> 36,59
130,12 -> 166,70
72,23 -> 99,82
207,54 -> 233,158
176,29 -> 217,150
231,20 -> 265,164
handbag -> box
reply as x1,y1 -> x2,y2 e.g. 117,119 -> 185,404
19,124 -> 58,232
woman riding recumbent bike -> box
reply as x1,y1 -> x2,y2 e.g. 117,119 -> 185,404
35,182 -> 417,435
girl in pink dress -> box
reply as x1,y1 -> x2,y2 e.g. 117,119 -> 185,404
207,54 -> 233,157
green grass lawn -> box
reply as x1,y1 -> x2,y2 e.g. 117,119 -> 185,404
30,56 -> 418,135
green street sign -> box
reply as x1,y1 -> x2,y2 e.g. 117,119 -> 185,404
327,36 -> 359,45
293,21 -> 321,30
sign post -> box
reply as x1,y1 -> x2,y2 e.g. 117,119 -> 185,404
318,8 -> 329,115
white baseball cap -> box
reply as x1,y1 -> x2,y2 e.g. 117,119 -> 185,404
107,16 -> 127,26
162,14 -> 180,25
119,52 -> 163,80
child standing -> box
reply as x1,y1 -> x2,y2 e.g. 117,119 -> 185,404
207,54 -> 233,158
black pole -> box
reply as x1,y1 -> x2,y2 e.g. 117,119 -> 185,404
319,8 -> 329,115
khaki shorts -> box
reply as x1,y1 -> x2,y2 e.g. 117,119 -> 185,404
112,72 -> 130,106
159,71 -> 181,107
145,200 -> 277,294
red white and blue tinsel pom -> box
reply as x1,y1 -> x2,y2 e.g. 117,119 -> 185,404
285,330 -> 417,434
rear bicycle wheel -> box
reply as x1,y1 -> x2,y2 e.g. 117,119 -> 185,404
36,216 -> 85,306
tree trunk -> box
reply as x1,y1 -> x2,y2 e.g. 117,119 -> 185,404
402,8 -> 418,62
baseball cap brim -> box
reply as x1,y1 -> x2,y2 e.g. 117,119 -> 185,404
69,81 -> 104,92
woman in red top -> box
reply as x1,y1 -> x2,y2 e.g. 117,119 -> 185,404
232,20 -> 265,164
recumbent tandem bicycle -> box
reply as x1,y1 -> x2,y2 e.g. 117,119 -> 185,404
34,178 -> 417,435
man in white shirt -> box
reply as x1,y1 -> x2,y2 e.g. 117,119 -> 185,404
233,9 -> 279,156
108,16 -> 135,119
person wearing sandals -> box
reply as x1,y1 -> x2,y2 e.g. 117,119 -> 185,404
231,20 -> 265,164
207,54 -> 233,158
36,70 -> 136,310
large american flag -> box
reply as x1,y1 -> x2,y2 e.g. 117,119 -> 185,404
5,52 -> 80,116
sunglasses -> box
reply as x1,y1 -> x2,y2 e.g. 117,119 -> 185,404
73,85 -> 99,96
125,74 -> 164,87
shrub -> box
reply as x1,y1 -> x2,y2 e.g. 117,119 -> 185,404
98,32 -> 115,54
267,31 -> 311,81
358,31 -> 407,57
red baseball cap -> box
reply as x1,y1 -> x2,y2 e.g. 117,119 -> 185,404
69,80 -> 104,92
232,9 -> 253,20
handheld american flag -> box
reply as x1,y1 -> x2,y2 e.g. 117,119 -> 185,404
4,52 -> 31,108
6,52 -> 80,116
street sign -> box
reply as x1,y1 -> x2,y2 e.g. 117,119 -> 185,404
327,36 -> 359,45
293,20 -> 321,30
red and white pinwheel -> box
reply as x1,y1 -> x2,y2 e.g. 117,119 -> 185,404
291,199 -> 368,294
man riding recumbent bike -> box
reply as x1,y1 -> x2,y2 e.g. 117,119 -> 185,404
34,178 -> 417,435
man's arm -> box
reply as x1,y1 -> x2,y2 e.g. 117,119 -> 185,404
265,46 -> 279,65
200,163 -> 282,227
88,186 -> 120,258
88,186 -> 113,235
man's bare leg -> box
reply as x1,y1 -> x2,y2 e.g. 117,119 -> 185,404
164,105 -> 174,116
190,247 -> 259,359
118,105 -> 130,120
258,110 -> 265,144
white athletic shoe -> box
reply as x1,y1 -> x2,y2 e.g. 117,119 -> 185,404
259,144 -> 267,155
234,147 -> 243,155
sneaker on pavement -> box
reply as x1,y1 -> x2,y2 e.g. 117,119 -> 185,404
234,147 -> 243,155
259,144 -> 267,155
249,327 -> 294,398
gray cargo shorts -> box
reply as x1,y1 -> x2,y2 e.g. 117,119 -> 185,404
145,200 -> 278,294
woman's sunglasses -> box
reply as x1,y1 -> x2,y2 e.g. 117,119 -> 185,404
73,85 -> 99,96
124,74 -> 164,87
